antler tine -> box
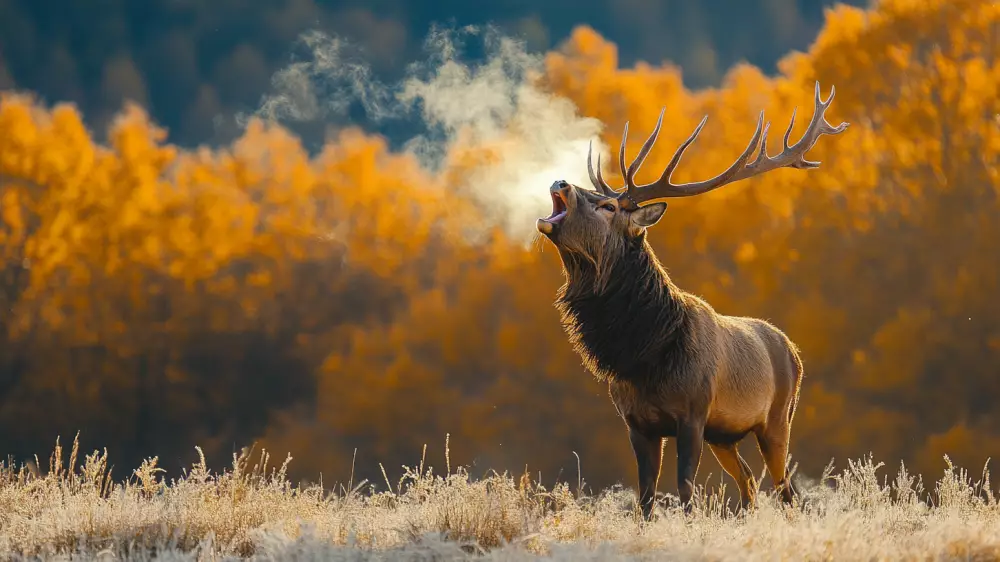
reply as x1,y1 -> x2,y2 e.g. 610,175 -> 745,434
618,121 -> 630,187
619,112 -> 765,207
617,112 -> 707,210
596,153 -> 616,195
587,140 -> 616,196
646,115 -> 710,196
624,107 -> 666,188
727,81 -> 848,179
617,82 -> 849,207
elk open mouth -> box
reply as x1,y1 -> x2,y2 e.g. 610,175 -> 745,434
541,191 -> 568,224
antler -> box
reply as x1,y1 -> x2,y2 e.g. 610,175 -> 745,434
594,81 -> 849,210
587,140 -> 617,197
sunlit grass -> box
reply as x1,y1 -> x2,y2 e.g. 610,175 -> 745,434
1,434 -> 998,561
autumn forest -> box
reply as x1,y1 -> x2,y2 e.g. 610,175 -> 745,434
1,0 -> 999,498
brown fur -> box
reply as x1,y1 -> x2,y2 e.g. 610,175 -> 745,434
537,179 -> 803,519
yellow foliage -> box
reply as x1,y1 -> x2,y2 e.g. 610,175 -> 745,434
0,0 -> 998,491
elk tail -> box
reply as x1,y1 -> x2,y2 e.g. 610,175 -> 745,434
787,344 -> 804,426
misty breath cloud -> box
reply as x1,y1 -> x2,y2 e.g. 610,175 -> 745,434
239,25 -> 609,244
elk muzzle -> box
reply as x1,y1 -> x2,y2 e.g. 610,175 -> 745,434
537,180 -> 571,235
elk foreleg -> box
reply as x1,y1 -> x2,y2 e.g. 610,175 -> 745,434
628,428 -> 663,521
676,420 -> 705,514
709,443 -> 758,512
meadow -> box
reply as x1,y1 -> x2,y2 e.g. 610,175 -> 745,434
3,0 -> 998,494
1,0 -> 998,559
1,435 -> 999,561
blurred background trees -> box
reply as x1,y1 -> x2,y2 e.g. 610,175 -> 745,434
1,0 -> 998,495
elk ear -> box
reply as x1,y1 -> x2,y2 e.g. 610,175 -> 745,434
632,202 -> 667,227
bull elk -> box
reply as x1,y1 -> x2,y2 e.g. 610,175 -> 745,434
536,82 -> 848,519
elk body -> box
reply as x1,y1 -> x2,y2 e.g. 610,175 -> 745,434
536,83 -> 848,519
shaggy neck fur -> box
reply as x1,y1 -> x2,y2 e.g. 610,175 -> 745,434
554,233 -> 691,389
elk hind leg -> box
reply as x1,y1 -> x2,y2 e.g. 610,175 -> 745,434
754,423 -> 796,504
709,443 -> 757,512
756,335 -> 802,506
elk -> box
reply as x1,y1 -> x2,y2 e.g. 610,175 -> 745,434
536,82 -> 848,519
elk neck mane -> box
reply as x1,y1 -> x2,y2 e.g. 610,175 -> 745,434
554,232 -> 692,388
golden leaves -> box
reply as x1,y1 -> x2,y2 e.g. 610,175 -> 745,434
1,0 -> 998,489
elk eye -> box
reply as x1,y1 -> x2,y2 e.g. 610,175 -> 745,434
599,203 -> 616,212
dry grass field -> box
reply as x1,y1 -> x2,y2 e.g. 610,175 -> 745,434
1,436 -> 999,561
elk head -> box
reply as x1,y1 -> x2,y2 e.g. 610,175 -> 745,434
537,82 -> 849,273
